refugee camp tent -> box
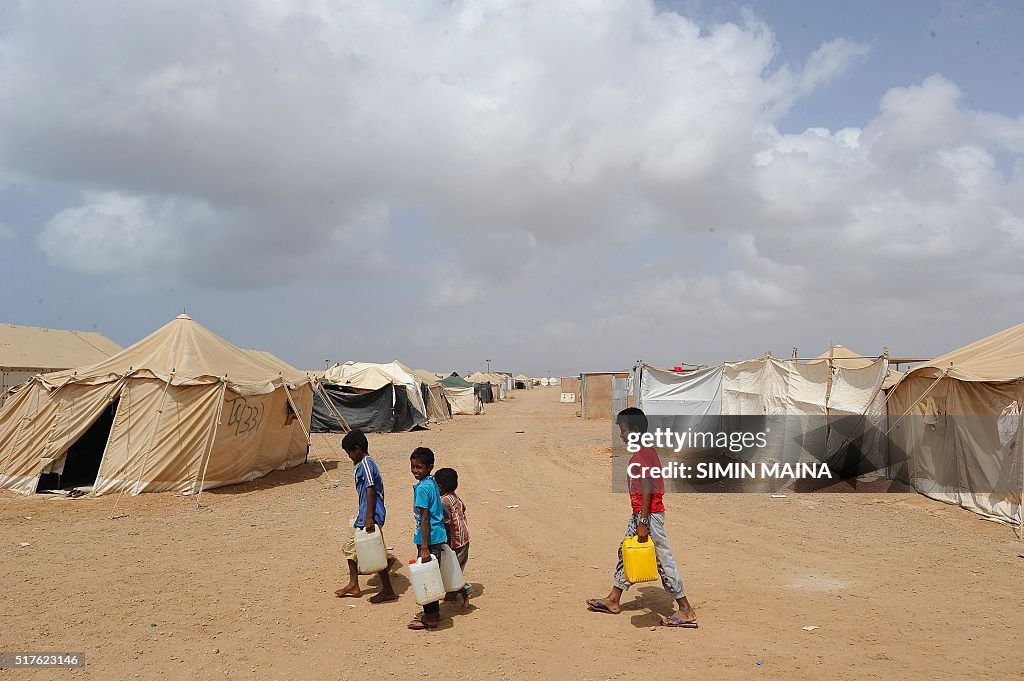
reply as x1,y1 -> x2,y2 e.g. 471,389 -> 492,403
631,364 -> 723,431
311,382 -> 423,433
466,373 -> 497,403
439,373 -> 483,415
413,369 -> 453,422
325,361 -> 428,419
721,352 -> 889,477
514,374 -> 532,389
318,361 -> 428,432
1,324 -> 123,405
630,349 -> 890,481
887,323 -> 1024,526
580,372 -> 630,419
0,314 -> 313,496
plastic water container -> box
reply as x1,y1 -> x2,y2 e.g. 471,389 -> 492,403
354,527 -> 388,574
621,535 -> 659,583
438,544 -> 465,592
408,557 -> 445,605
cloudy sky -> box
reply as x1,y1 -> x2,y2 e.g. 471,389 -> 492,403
1,0 -> 1022,376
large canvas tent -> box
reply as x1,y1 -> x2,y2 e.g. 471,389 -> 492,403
0,315 -> 313,496
887,323 -> 1024,526
439,373 -> 483,415
1,324 -> 123,405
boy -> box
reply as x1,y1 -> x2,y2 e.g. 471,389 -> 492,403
335,430 -> 397,604
586,408 -> 698,628
408,447 -> 448,630
435,467 -> 471,606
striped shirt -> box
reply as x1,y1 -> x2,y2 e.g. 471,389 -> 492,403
441,492 -> 470,549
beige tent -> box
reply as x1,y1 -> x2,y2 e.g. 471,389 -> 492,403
0,315 -> 313,496
412,369 -> 452,422
888,323 -> 1024,525
812,345 -> 902,389
1,324 -> 123,404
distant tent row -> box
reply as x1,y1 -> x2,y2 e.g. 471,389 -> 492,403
0,315 -> 312,496
627,328 -> 1023,527
0,316 -> 529,495
311,364 -> 507,433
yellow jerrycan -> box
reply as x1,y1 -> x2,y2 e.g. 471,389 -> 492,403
621,535 -> 659,583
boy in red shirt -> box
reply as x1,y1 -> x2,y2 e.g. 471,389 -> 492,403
586,407 -> 697,628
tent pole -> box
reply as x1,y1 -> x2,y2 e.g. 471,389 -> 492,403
315,380 -> 351,432
193,380 -> 229,508
285,382 -> 341,488
109,371 -> 173,518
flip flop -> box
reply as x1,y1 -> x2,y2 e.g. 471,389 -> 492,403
408,618 -> 438,630
660,614 -> 698,629
586,598 -> 620,614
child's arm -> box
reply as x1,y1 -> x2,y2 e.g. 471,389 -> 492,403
637,490 -> 652,542
638,474 -> 653,542
441,498 -> 453,546
363,486 -> 378,533
418,507 -> 432,562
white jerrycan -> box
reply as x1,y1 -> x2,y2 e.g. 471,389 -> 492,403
354,527 -> 388,574
438,544 -> 465,591
408,557 -> 445,605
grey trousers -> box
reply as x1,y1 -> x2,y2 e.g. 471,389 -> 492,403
613,512 -> 685,599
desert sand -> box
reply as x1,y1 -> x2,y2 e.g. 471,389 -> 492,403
2,388 -> 1022,680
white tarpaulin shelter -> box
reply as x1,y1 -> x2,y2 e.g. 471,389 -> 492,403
722,354 -> 889,473
632,364 -> 723,430
324,360 -> 428,419
888,323 -> 1024,526
631,349 -> 889,476
0,315 -> 313,496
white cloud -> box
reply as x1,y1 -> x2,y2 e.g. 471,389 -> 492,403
0,1 -> 1022,370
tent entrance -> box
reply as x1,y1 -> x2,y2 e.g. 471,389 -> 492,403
37,399 -> 119,492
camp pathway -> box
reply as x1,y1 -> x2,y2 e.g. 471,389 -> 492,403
1,388 -> 1021,680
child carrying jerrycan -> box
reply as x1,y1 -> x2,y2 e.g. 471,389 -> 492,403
586,408 -> 698,629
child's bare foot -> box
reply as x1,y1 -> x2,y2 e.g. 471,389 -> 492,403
334,585 -> 361,598
369,591 -> 398,604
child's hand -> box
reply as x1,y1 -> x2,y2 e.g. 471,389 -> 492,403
636,524 -> 650,543
419,547 -> 432,562
364,522 -> 376,534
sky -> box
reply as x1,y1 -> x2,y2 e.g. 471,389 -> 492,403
1,0 -> 1022,377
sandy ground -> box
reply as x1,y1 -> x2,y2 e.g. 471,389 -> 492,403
2,388 -> 1022,680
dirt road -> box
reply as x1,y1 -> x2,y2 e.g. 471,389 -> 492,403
2,388 -> 1021,680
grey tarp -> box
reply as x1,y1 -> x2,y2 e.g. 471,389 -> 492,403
311,382 -> 425,433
